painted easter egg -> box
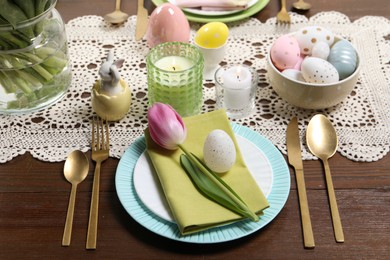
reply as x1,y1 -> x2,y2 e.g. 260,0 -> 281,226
301,57 -> 339,84
328,39 -> 358,80
312,41 -> 330,60
195,22 -> 229,48
295,26 -> 334,55
270,35 -> 301,70
146,3 -> 190,48
282,69 -> 306,82
203,129 -> 236,173
293,54 -> 305,70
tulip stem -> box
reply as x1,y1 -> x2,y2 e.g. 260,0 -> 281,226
178,144 -> 259,222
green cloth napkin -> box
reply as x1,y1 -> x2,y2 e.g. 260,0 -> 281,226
145,109 -> 269,235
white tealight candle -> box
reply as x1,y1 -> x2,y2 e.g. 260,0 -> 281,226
222,66 -> 252,109
154,56 -> 194,72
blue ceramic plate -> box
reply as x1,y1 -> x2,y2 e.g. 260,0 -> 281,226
115,124 -> 290,243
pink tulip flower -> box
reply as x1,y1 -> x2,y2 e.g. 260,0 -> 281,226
148,103 -> 187,150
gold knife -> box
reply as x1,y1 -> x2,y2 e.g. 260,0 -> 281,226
286,117 -> 315,249
135,0 -> 148,41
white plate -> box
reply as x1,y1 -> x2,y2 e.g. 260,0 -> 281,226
168,0 -> 258,16
133,134 -> 273,223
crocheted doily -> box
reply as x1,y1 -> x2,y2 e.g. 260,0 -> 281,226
0,12 -> 389,163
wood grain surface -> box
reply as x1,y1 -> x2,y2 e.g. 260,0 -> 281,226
0,0 -> 389,259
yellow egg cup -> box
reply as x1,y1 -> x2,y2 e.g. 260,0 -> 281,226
194,22 -> 229,80
92,79 -> 131,121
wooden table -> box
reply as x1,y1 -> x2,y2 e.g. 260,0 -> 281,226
1,0 -> 389,259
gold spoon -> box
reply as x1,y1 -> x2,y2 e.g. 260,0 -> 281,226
62,150 -> 89,246
306,114 -> 344,243
292,0 -> 311,10
104,0 -> 129,25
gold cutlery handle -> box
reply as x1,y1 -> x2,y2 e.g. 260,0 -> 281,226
86,162 -> 101,249
295,168 -> 315,248
323,159 -> 344,242
281,0 -> 287,11
137,0 -> 143,9
116,0 -> 121,11
62,184 -> 77,246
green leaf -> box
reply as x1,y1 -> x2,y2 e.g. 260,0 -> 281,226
35,0 -> 49,16
0,0 -> 29,28
0,15 -> 8,25
13,0 -> 35,19
179,153 -> 259,222
0,0 -> 35,39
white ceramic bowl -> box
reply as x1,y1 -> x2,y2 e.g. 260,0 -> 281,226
267,38 -> 360,109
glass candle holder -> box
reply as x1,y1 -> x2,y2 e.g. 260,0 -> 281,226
214,64 -> 258,119
0,0 -> 71,114
146,42 -> 204,117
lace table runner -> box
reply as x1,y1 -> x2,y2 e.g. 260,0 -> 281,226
0,12 -> 389,163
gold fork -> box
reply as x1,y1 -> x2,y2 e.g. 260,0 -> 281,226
86,117 -> 109,249
277,0 -> 291,24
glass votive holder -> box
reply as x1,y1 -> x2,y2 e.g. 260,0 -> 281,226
214,64 -> 258,119
146,42 -> 204,117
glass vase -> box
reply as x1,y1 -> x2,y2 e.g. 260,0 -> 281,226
0,0 -> 71,114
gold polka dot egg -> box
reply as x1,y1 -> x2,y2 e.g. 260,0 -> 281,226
295,26 -> 334,55
301,57 -> 339,84
195,22 -> 229,49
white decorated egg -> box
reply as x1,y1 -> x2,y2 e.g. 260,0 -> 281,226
203,129 -> 236,173
282,69 -> 306,82
301,57 -> 339,84
312,41 -> 330,60
270,34 -> 301,70
328,39 -> 358,80
295,26 -> 334,55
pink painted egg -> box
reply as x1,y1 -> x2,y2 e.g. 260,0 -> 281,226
270,35 -> 301,70
146,3 -> 190,48
293,54 -> 305,70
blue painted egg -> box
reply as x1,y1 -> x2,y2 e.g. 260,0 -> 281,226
328,40 -> 358,80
